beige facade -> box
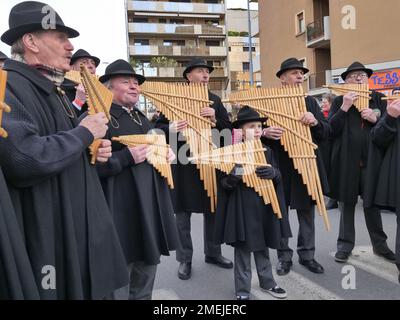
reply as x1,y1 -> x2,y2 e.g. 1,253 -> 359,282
258,0 -> 400,96
126,0 -> 228,98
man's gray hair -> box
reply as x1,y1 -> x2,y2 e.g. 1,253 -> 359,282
102,80 -> 112,89
10,31 -> 46,58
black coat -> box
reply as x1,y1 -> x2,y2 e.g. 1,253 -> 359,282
214,146 -> 292,251
364,114 -> 400,211
61,79 -> 88,117
97,104 -> 180,265
328,92 -> 387,204
155,91 -> 232,214
263,96 -> 330,210
0,167 -> 39,300
0,60 -> 128,300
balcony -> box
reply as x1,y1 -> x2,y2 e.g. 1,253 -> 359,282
127,1 -> 225,15
134,66 -> 228,79
306,16 -> 330,48
130,45 -> 227,57
128,23 -> 226,36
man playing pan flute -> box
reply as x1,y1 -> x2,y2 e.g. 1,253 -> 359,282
155,57 -> 233,281
328,62 -> 395,264
0,1 -> 129,300
263,58 -> 330,276
62,49 -> 100,116
97,59 -> 180,300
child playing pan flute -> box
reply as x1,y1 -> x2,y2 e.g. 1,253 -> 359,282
214,106 -> 292,300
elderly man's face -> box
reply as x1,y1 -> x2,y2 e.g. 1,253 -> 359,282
345,71 -> 369,84
280,69 -> 305,85
0,60 -> 5,69
110,76 -> 140,108
187,67 -> 210,85
72,57 -> 96,75
33,30 -> 74,72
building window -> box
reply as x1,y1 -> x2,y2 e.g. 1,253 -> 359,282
296,11 -> 306,35
205,19 -> 220,26
132,17 -> 148,23
242,62 -> 250,71
228,47 -> 231,52
170,18 -> 184,24
206,40 -> 220,47
243,46 -> 256,52
163,40 -> 185,46
159,18 -> 167,24
134,39 -> 149,46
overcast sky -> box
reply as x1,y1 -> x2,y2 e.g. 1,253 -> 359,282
0,0 -> 258,74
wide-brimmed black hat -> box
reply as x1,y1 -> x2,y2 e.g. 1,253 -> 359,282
70,49 -> 100,67
99,59 -> 146,85
1,1 -> 79,46
341,61 -> 373,81
276,58 -> 309,78
0,51 -> 8,61
183,57 -> 214,80
232,105 -> 268,129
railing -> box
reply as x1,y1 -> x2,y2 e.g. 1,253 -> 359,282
129,23 -> 226,35
134,66 -> 228,78
306,20 -> 324,42
128,1 -> 225,15
130,45 -> 228,57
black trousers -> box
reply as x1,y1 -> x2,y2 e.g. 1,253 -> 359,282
175,212 -> 221,263
278,207 -> 316,262
396,210 -> 400,268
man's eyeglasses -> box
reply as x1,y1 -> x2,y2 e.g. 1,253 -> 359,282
347,72 -> 368,80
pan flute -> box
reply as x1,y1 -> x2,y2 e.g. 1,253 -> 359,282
226,85 -> 330,231
80,65 -> 113,164
382,95 -> 400,101
0,70 -> 11,138
65,69 -> 82,85
112,134 -> 174,189
189,139 -> 282,218
141,81 -> 217,212
323,83 -> 371,112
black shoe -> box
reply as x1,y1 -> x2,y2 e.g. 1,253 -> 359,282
335,251 -> 350,263
264,286 -> 287,299
325,199 -> 338,210
276,261 -> 292,276
299,259 -> 324,274
373,249 -> 396,263
178,262 -> 192,280
236,295 -> 250,300
205,255 -> 233,269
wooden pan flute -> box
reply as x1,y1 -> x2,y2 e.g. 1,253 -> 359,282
141,81 -> 218,212
225,85 -> 330,231
80,65 -> 113,165
323,83 -> 371,112
0,70 -> 11,138
112,134 -> 174,189
189,139 -> 282,218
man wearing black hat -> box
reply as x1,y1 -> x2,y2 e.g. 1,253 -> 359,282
62,49 -> 100,116
0,51 -> 8,69
156,57 -> 233,281
97,59 -> 180,300
263,58 -> 330,276
0,1 -> 129,299
328,62 -> 395,264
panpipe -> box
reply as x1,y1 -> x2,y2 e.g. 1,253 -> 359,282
0,70 -> 11,138
65,69 -> 82,84
226,85 -> 330,231
382,95 -> 400,101
141,81 -> 218,212
323,83 -> 371,112
112,134 -> 174,189
80,64 -> 113,164
189,139 -> 282,218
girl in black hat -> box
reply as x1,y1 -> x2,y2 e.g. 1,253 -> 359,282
214,106 -> 291,300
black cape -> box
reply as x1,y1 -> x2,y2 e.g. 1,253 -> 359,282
61,79 -> 88,117
263,96 -> 330,210
97,104 -> 180,265
0,60 -> 128,300
364,114 -> 400,211
0,167 -> 39,300
214,146 -> 292,251
328,92 -> 387,204
155,91 -> 232,214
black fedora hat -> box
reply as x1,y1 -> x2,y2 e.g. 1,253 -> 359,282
341,61 -> 373,81
1,1 -> 79,46
0,51 -> 8,61
183,57 -> 214,80
70,49 -> 100,67
276,57 -> 309,78
99,59 -> 146,85
232,105 -> 268,129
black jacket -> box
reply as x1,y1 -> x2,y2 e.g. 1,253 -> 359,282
328,92 -> 387,204
0,60 -> 128,300
97,104 -> 180,265
263,96 -> 330,210
155,91 -> 232,214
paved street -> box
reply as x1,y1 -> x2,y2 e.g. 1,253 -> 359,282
153,201 -> 400,300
